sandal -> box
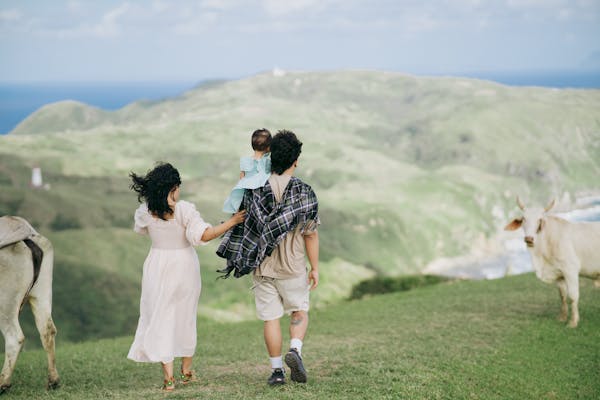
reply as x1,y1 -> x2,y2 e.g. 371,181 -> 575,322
162,377 -> 175,391
180,370 -> 195,385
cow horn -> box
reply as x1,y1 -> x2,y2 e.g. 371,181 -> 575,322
516,196 -> 525,211
544,198 -> 555,213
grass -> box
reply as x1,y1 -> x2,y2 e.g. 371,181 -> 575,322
5,273 -> 599,399
1,70 -> 599,345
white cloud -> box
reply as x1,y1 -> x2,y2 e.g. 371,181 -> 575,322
505,0 -> 600,21
200,0 -> 244,11
67,1 -> 84,14
151,0 -> 170,13
261,0 -> 324,17
39,2 -> 132,39
91,2 -> 131,37
172,12 -> 219,35
0,8 -> 22,22
3,0 -> 598,48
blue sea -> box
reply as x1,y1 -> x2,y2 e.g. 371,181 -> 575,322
0,81 -> 198,134
1,70 -> 599,135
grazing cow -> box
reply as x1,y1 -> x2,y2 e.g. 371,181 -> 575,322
505,197 -> 600,327
0,216 -> 59,394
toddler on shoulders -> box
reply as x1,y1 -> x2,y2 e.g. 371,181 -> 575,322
223,129 -> 272,213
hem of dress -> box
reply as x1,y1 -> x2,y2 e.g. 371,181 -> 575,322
127,351 -> 196,364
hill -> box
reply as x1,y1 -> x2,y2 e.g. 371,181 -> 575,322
1,70 -> 599,343
6,274 -> 600,399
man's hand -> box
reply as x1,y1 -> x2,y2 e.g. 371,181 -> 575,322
308,268 -> 319,290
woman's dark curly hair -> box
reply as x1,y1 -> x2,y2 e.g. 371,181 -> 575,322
129,162 -> 181,220
270,130 -> 302,175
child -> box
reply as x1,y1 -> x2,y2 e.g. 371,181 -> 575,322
127,162 -> 245,391
222,128 -> 272,213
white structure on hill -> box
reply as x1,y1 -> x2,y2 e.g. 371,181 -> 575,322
31,167 -> 50,190
272,67 -> 286,77
31,167 -> 43,188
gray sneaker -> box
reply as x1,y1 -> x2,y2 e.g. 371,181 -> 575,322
284,348 -> 307,383
267,368 -> 285,386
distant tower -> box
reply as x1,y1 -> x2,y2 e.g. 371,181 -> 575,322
272,67 -> 286,77
31,166 -> 43,188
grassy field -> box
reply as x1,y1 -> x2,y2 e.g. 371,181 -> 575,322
5,273 -> 600,399
1,71 -> 599,344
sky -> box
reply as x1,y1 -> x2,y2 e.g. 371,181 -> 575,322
0,0 -> 599,82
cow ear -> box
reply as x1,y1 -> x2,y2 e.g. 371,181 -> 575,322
504,218 -> 523,231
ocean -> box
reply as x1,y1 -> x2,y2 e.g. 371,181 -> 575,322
0,81 -> 198,134
1,70 -> 599,135
425,202 -> 600,280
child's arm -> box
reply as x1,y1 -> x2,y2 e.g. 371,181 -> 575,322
239,171 -> 245,179
201,210 -> 246,242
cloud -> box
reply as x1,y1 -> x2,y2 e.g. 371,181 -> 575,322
261,0 -> 329,17
505,0 -> 600,21
172,12 -> 219,35
67,1 -> 84,14
3,0 -> 599,42
0,8 -> 22,22
90,2 -> 131,37
200,0 -> 244,11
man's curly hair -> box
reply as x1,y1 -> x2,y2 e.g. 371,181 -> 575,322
270,130 -> 302,175
129,162 -> 181,220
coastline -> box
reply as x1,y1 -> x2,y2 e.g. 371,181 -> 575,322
423,195 -> 600,280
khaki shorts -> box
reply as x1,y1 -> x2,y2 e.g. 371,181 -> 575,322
252,273 -> 310,321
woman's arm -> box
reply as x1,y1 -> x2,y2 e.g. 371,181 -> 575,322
201,210 -> 246,242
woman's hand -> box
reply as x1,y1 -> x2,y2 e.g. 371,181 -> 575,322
230,210 -> 246,225
201,210 -> 247,242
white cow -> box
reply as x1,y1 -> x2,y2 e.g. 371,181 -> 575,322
0,216 -> 59,393
505,197 -> 600,328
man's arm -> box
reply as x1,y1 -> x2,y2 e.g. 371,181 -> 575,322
304,230 -> 319,290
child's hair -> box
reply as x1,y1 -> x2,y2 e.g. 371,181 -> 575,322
129,162 -> 181,220
251,128 -> 272,151
270,130 -> 302,174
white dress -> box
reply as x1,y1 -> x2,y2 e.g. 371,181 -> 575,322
127,200 -> 211,363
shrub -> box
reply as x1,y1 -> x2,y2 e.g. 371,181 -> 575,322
349,274 -> 448,300
50,213 -> 82,231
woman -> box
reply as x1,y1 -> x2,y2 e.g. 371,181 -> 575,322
127,162 -> 245,391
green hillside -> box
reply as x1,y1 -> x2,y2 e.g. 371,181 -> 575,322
6,274 -> 600,399
1,71 -> 599,343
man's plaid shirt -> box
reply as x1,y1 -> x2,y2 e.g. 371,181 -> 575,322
216,176 -> 319,278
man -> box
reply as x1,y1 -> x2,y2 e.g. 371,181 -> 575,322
216,130 -> 320,385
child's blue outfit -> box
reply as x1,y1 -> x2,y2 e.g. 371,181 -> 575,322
223,154 -> 271,213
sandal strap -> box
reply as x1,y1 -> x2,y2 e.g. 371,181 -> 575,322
163,377 -> 175,389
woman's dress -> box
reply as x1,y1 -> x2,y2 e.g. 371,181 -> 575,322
127,200 -> 211,363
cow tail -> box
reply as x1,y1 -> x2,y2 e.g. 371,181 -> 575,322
20,238 -> 44,310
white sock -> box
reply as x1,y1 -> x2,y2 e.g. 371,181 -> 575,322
290,338 -> 303,355
270,356 -> 283,370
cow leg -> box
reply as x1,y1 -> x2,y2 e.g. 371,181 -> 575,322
564,272 -> 580,328
556,279 -> 568,322
29,297 -> 59,390
0,317 -> 25,393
